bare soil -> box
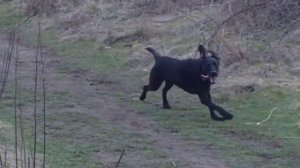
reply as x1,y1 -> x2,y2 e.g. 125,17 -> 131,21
0,33 -> 228,167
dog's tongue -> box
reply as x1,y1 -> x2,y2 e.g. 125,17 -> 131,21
201,75 -> 216,84
210,77 -> 215,84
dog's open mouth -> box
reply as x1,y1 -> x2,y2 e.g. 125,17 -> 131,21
201,75 -> 216,84
209,76 -> 216,84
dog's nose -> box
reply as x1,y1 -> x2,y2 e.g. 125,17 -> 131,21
210,71 -> 218,77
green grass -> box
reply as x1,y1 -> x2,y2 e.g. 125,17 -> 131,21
44,35 -> 126,72
125,86 -> 300,167
0,3 -> 23,32
45,111 -> 168,168
0,85 -> 171,168
18,26 -> 128,73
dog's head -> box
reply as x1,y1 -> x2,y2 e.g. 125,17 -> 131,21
198,45 -> 220,84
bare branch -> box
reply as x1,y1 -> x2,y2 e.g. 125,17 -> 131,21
205,1 -> 269,45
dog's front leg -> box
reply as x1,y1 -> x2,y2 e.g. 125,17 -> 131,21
198,94 -> 225,121
206,94 -> 233,120
211,104 -> 233,120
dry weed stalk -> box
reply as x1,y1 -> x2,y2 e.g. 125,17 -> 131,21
0,2 -> 47,167
115,149 -> 125,168
14,36 -> 20,168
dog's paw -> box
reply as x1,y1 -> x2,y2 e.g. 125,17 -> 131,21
139,95 -> 146,101
211,117 -> 226,121
226,114 -> 233,120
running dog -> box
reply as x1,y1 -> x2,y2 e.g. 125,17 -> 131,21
140,45 -> 233,121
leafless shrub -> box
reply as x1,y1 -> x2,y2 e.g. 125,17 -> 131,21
206,1 -> 299,56
220,0 -> 300,40
122,0 -> 223,16
23,0 -> 49,15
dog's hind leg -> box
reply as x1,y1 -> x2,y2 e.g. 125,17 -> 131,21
162,82 -> 173,109
198,94 -> 225,121
140,69 -> 163,101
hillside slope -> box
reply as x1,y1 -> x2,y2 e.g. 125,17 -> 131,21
11,0 -> 300,90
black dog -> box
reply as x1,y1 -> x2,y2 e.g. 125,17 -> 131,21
140,45 -> 233,121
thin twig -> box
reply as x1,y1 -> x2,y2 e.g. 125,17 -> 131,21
245,107 -> 278,125
0,30 -> 15,98
33,16 -> 42,168
14,35 -> 20,168
0,13 -> 35,99
4,146 -> 7,168
0,42 -> 8,85
28,157 -> 30,168
19,106 -> 27,168
159,36 -> 166,56
170,159 -> 176,167
256,107 -> 278,125
13,12 -> 36,31
115,150 -> 125,168
0,154 -> 2,167
40,23 -> 46,168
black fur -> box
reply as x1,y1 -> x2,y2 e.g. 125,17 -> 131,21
140,45 -> 233,121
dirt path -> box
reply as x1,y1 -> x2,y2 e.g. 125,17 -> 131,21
0,34 -> 227,168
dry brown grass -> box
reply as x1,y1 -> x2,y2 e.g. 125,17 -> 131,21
13,0 -> 300,88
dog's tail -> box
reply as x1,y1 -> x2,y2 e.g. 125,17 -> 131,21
145,47 -> 161,60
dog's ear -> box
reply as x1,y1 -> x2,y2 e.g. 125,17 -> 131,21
198,45 -> 206,58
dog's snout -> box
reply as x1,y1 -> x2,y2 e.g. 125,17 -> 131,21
210,71 -> 218,77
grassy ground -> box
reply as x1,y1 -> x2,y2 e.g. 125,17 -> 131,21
1,3 -> 170,168
127,86 -> 300,167
0,2 -> 299,168
0,83 -> 172,168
